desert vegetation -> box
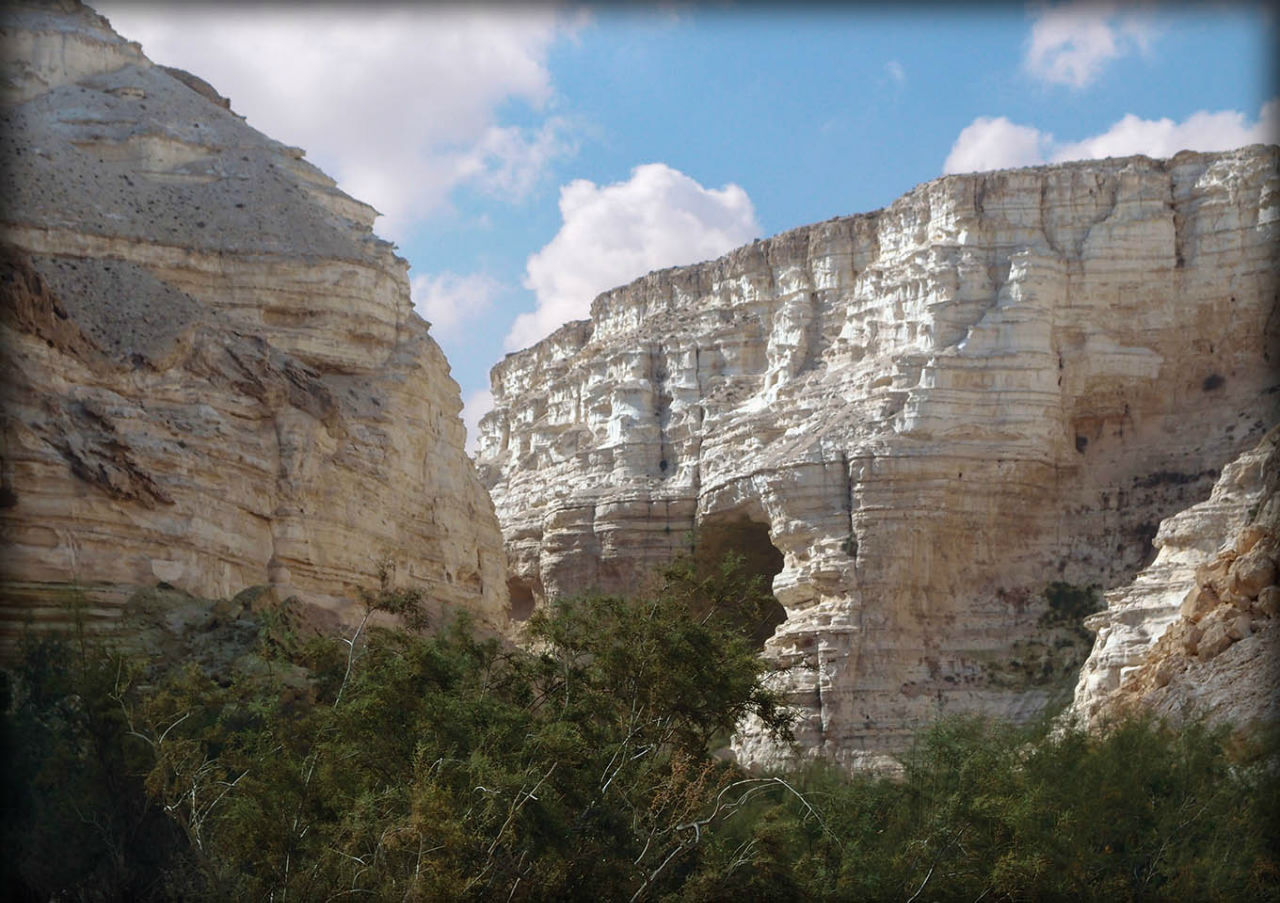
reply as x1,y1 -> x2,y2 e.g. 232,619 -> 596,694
3,558 -> 1276,901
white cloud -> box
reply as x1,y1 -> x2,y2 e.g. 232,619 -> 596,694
505,163 -> 760,351
1024,1 -> 1158,88
884,60 -> 906,86
943,99 -> 1278,174
410,272 -> 503,342
462,117 -> 577,201
943,116 -> 1052,174
462,388 -> 494,455
1052,101 -> 1280,161
93,5 -> 576,240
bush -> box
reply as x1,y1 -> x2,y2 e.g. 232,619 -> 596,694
1,625 -> 190,901
1040,581 -> 1102,627
4,570 -> 1276,901
3,560 -> 790,901
679,713 -> 1280,902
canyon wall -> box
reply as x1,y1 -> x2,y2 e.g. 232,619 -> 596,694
478,146 -> 1280,768
0,1 -> 509,641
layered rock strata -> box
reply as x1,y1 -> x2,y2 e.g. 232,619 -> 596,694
0,1 -> 508,641
1072,428 -> 1279,727
477,146 -> 1280,767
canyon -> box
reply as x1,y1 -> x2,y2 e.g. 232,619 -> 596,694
2,1 -> 1276,768
477,145 -> 1279,767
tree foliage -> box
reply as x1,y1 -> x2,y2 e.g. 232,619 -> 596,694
2,621 -> 189,901
679,713 -> 1280,902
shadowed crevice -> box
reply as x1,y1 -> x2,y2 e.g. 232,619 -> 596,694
695,514 -> 786,648
508,577 -> 536,622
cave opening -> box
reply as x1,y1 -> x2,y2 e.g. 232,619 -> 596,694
693,514 -> 787,648
508,577 -> 536,622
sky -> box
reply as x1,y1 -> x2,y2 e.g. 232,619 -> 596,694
93,2 -> 1277,450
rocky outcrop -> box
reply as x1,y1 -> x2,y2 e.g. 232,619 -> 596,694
1072,429 -> 1279,727
0,1 -> 508,643
477,146 -> 1280,768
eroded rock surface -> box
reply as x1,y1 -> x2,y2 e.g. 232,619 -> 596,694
0,1 -> 508,641
1072,429 -> 1279,728
477,146 -> 1280,767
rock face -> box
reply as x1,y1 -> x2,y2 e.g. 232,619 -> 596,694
477,146 -> 1280,768
1072,428 -> 1279,727
0,1 -> 508,641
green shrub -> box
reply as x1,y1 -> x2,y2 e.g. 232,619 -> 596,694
4,569 -> 1275,902
1041,580 -> 1103,627
1,626 -> 191,901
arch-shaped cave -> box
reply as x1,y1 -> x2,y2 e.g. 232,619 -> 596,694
507,576 -> 536,622
694,513 -> 787,648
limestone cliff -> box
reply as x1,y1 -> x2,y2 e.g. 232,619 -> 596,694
1072,428 -> 1279,727
477,146 -> 1280,768
0,1 -> 508,640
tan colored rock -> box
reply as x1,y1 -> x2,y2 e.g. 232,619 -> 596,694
1179,583 -> 1218,623
1256,586 -> 1280,617
1226,613 -> 1252,641
1191,608 -> 1253,659
1073,430 -> 1280,728
1196,621 -> 1234,660
1235,525 -> 1267,556
1196,557 -> 1235,599
1228,545 -> 1276,599
479,138 -> 1280,766
1215,586 -> 1252,609
0,1 -> 508,643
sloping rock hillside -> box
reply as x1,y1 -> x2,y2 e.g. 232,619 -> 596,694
477,146 -> 1280,768
1073,428 -> 1279,727
0,0 -> 508,643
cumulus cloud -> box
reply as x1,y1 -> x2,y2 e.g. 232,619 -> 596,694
410,272 -> 503,342
462,388 -> 495,455
943,99 -> 1278,174
1053,101 -> 1280,160
1024,1 -> 1157,88
504,163 -> 760,351
94,5 -> 575,240
943,116 -> 1052,174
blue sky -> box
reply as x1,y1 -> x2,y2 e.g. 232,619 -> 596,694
96,2 -> 1276,448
